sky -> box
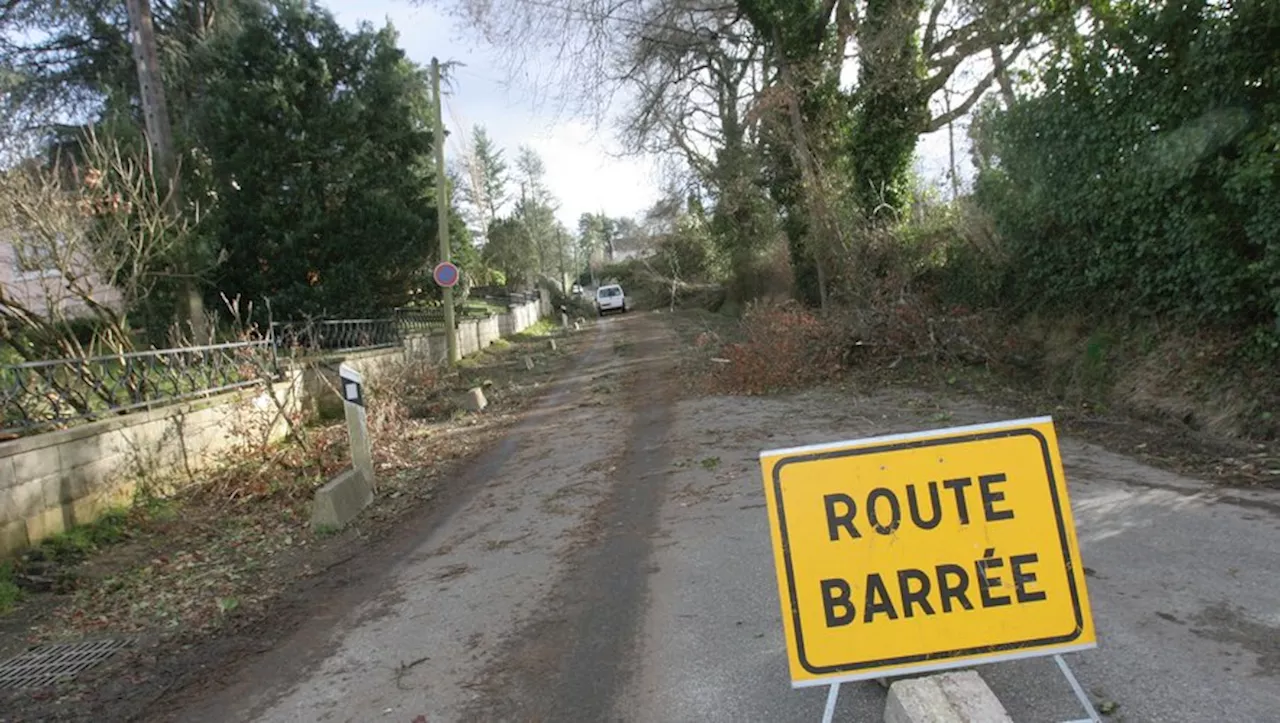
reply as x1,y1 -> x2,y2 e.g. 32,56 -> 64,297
324,0 -> 973,229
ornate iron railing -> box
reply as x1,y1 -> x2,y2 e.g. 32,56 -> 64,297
1,292 -> 544,435
395,309 -> 434,335
1,340 -> 279,434
269,318 -> 402,353
269,309 -> 458,353
458,289 -> 540,307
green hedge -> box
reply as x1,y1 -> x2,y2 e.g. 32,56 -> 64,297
972,0 -> 1279,329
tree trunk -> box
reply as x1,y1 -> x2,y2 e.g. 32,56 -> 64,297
126,0 -> 207,342
850,0 -> 928,214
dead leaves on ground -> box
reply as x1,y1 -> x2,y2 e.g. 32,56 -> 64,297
5,328 -> 587,649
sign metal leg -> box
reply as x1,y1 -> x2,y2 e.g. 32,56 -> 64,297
1054,654 -> 1102,723
811,657 -> 1097,723
821,682 -> 840,723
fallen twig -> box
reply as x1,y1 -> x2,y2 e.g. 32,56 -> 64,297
394,655 -> 431,690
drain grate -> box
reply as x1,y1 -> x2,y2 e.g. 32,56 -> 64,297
0,639 -> 132,689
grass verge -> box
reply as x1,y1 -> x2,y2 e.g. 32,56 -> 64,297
0,563 -> 20,615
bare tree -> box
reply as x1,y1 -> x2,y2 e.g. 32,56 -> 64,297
618,5 -> 758,160
454,125 -> 509,243
0,129 -> 203,361
422,0 -> 650,120
431,0 -> 1057,131
428,0 -> 1071,309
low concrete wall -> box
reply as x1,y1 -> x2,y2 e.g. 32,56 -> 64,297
478,315 -> 500,348
426,333 -> 448,365
509,302 -> 538,334
1,372 -> 304,557
539,288 -> 553,318
404,333 -> 431,360
0,300 -> 544,558
458,319 -> 480,357
301,345 -> 407,419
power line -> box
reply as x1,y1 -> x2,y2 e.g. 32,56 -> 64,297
453,65 -> 506,86
500,0 -> 749,43
442,94 -> 471,158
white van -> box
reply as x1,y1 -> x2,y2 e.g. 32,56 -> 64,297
595,284 -> 626,316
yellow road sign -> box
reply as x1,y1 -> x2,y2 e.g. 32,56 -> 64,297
759,417 -> 1095,687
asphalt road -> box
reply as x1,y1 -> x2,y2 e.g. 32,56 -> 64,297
616,388 -> 1280,723
167,313 -> 1280,723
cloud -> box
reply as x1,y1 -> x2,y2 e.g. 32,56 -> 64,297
524,121 -> 661,227
325,0 -> 967,223
326,0 -> 658,227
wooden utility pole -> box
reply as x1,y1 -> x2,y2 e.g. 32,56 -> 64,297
125,0 -> 207,342
431,58 -> 459,364
125,0 -> 173,176
944,86 -> 960,202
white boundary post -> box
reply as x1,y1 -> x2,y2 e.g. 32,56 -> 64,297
338,363 -> 374,492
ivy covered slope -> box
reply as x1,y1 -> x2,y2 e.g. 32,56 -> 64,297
973,0 -> 1279,334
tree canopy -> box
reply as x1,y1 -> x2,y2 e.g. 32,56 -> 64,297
973,0 -> 1280,327
4,0 -> 1276,344
194,1 -> 445,317
1,0 -> 476,326
432,0 -> 1277,336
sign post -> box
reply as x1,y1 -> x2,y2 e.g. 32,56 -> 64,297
430,57 -> 459,365
432,260 -> 461,365
338,363 -> 374,491
759,417 -> 1098,721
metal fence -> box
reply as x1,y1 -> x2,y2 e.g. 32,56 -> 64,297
468,288 -> 540,306
2,293 -> 543,435
1,340 -> 278,434
268,308 -> 442,353
270,318 -> 401,353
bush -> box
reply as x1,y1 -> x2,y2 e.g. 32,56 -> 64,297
972,0 -> 1280,328
712,301 -> 844,395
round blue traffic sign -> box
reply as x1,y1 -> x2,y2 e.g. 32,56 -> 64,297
433,261 -> 460,287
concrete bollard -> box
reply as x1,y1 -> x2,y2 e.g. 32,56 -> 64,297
311,468 -> 373,531
338,364 -> 374,491
883,671 -> 1012,723
463,387 -> 487,412
561,312 -> 569,328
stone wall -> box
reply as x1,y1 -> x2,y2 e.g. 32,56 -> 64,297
301,345 -> 412,420
1,373 -> 304,557
0,300 -> 543,558
510,302 -> 538,333
478,315 -> 500,348
458,319 -> 480,357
